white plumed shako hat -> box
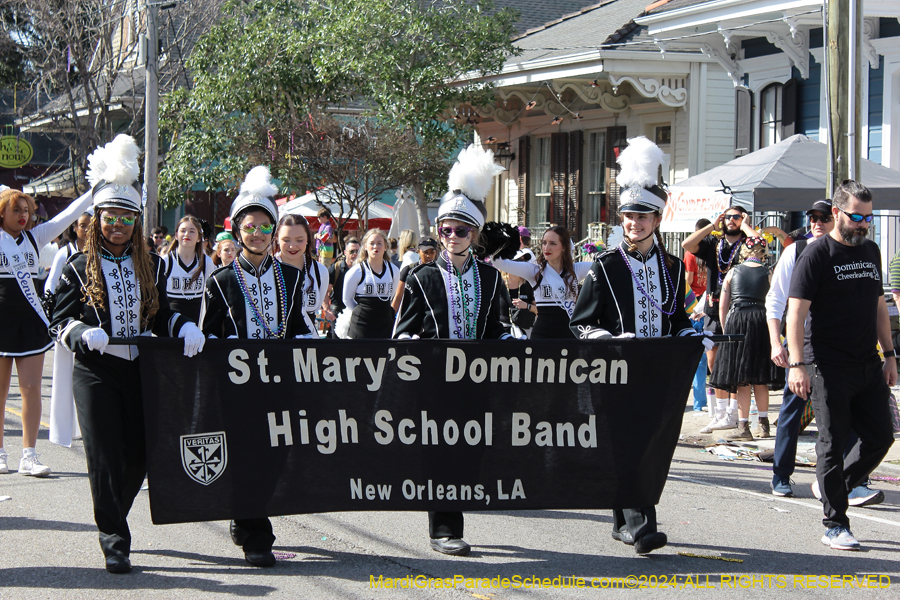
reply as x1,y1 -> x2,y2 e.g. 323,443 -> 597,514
86,135 -> 143,213
230,166 -> 279,225
436,145 -> 504,229
615,136 -> 668,214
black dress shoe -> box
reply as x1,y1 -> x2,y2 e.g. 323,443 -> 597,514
430,537 -> 471,556
244,549 -> 277,567
634,532 -> 667,555
611,529 -> 634,545
230,520 -> 247,546
105,554 -> 132,574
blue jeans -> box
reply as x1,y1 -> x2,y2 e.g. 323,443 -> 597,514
691,319 -> 708,410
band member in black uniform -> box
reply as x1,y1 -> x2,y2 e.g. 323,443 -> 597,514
1,182 -> 92,477
340,229 -> 399,338
162,215 -> 215,323
394,145 -> 512,556
200,166 -> 312,567
569,136 -> 712,555
50,135 -> 205,573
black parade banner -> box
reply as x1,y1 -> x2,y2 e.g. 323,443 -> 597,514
136,337 -> 704,525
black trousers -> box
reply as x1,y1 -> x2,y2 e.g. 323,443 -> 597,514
811,360 -> 895,529
73,354 -> 146,558
612,507 -> 657,540
429,511 -> 464,539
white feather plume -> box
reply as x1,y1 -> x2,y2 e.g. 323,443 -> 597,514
240,165 -> 278,198
616,136 -> 664,189
86,134 -> 141,187
447,145 -> 504,202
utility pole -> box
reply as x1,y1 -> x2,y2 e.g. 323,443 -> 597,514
824,0 -> 863,196
143,0 -> 159,236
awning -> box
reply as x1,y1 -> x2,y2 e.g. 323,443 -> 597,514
23,169 -> 81,197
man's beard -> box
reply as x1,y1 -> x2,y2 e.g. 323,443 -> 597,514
838,221 -> 868,246
724,224 -> 740,236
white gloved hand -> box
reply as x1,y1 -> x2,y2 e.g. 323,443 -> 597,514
614,332 -> 636,339
692,330 -> 716,351
82,327 -> 109,354
294,333 -> 317,339
178,322 -> 206,357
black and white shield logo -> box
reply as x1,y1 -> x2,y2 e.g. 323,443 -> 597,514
181,432 -> 228,486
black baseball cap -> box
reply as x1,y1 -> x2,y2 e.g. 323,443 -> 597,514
806,199 -> 832,215
417,237 -> 438,249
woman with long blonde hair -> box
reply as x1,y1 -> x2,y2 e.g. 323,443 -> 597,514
0,184 -> 92,478
340,228 -> 399,338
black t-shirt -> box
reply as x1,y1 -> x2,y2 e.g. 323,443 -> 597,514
328,259 -> 349,311
695,234 -> 744,302
399,264 -> 413,284
789,235 -> 883,365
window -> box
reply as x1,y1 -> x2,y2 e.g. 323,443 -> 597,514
584,131 -> 606,226
528,136 -> 551,228
759,83 -> 783,149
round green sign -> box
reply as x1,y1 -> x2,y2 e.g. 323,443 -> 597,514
0,136 -> 34,168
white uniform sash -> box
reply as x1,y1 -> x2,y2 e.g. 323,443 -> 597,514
0,230 -> 49,326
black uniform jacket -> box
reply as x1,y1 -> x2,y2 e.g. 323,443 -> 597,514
569,243 -> 694,339
393,254 -> 512,340
200,254 -> 310,339
50,251 -> 190,355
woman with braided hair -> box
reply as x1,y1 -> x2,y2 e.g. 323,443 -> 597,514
569,136 -> 712,556
49,135 -> 205,574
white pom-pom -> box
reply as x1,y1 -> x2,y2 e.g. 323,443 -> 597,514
86,135 -> 140,187
616,136 -> 664,190
240,166 -> 278,199
447,145 -> 504,202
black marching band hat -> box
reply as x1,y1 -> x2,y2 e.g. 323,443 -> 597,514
616,136 -> 668,214
87,135 -> 143,214
436,145 -> 505,230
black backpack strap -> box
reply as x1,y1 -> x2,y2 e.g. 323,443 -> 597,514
794,238 -> 808,258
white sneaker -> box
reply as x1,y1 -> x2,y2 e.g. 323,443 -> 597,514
0,452 -> 8,474
18,455 -> 51,477
699,414 -> 722,433
701,412 -> 738,433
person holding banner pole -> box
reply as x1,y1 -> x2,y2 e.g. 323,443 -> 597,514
570,136 -> 712,555
0,184 -> 92,478
49,135 -> 205,574
492,226 -> 593,339
200,166 -> 313,568
394,144 -> 512,556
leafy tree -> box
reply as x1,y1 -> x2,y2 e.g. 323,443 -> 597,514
311,0 -> 520,235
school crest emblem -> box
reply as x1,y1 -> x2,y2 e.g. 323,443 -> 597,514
181,431 -> 228,485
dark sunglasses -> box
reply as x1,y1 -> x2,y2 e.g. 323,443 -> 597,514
808,214 -> 833,224
723,214 -> 743,221
837,207 -> 874,223
438,226 -> 473,238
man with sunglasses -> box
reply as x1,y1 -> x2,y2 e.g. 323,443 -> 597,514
683,205 -> 757,431
787,180 -> 896,551
328,236 -> 361,318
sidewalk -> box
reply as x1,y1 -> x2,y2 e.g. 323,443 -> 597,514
680,388 -> 900,476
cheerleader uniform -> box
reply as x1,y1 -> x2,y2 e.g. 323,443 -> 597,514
0,192 -> 92,357
163,251 -> 216,323
277,256 -> 330,337
50,249 -> 193,561
342,259 -> 399,339
394,252 -> 512,546
200,253 -> 310,559
492,258 -> 593,339
569,240 -> 694,550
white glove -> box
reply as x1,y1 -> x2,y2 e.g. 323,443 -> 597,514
82,328 -> 109,354
614,332 -> 636,339
294,333 -> 316,339
692,330 -> 716,351
178,322 -> 206,357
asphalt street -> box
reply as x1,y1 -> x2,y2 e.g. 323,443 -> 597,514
1,352 -> 899,599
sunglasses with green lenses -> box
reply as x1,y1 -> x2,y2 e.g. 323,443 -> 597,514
100,214 -> 137,226
239,223 -> 275,235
